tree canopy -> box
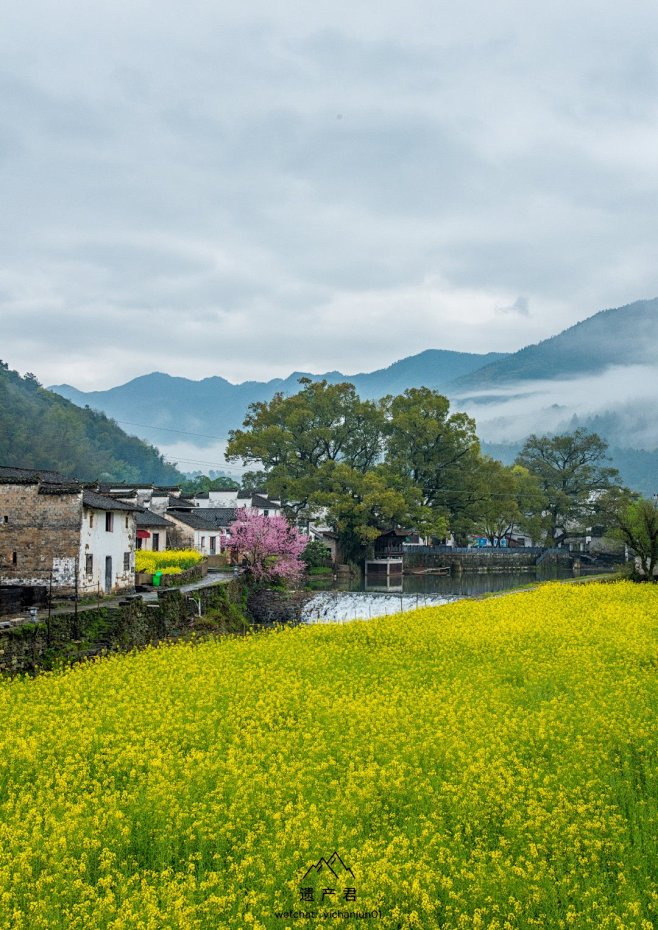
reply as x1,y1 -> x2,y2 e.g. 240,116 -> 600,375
609,496 -> 658,579
228,380 -> 488,558
515,429 -> 620,545
227,381 -> 627,561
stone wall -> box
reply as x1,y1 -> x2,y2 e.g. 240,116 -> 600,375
403,548 -> 553,572
0,580 -> 247,675
0,484 -> 82,589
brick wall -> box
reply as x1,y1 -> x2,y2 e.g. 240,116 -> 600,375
0,484 -> 83,590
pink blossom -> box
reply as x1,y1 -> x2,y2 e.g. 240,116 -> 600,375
227,509 -> 306,584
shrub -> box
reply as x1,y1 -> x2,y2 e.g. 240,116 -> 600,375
301,539 -> 333,569
135,549 -> 203,573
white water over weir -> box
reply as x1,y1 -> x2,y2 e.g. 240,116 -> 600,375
302,592 -> 459,624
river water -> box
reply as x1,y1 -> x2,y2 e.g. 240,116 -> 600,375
301,565 -> 589,624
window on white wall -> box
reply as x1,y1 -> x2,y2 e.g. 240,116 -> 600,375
105,512 -> 113,532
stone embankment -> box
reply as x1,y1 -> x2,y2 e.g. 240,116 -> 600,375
404,547 -> 568,573
0,581 -> 245,676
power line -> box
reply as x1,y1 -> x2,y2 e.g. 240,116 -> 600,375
111,419 -> 244,473
167,456 -> 245,473
116,420 -> 229,442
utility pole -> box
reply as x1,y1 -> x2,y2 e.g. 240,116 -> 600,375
73,556 -> 79,639
47,569 -> 53,647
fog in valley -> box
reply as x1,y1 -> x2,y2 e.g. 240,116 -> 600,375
458,364 -> 658,449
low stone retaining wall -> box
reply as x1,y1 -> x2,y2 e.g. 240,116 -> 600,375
0,580 -> 243,676
135,560 -> 208,588
404,548 -> 571,573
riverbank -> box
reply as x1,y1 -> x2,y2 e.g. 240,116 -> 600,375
474,570 -> 624,599
302,569 -> 622,622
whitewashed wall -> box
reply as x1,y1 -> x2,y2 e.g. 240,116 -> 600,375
79,508 -> 136,594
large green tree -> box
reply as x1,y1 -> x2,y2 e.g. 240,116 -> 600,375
226,380 -> 461,559
226,379 -> 385,516
315,464 -> 446,564
384,388 -> 482,543
609,495 -> 658,579
515,429 -> 620,545
473,460 -> 544,547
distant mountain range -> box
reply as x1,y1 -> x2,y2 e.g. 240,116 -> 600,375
51,349 -> 507,445
50,298 -> 658,492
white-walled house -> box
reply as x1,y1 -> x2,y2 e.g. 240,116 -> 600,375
80,490 -> 140,593
193,490 -> 237,508
194,490 -> 281,517
135,511 -> 173,551
0,467 -> 140,596
164,508 -> 237,556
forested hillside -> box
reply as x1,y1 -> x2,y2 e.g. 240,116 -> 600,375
0,362 -> 182,483
454,298 -> 658,388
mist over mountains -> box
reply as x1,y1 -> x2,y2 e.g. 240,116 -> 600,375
51,298 -> 658,491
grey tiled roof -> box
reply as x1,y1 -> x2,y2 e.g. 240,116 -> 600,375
136,511 -> 173,528
107,484 -> 180,492
168,496 -> 196,509
166,507 -> 236,530
251,495 -> 280,510
0,465 -> 80,487
82,490 -> 143,512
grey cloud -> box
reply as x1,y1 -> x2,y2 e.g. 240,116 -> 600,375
2,2 -> 658,387
496,296 -> 529,316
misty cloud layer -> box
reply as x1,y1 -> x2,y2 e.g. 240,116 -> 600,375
2,1 -> 658,387
459,365 -> 658,448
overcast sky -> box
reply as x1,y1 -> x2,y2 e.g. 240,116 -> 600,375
2,0 -> 658,389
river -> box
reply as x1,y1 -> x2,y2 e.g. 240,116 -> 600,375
302,565 -> 598,624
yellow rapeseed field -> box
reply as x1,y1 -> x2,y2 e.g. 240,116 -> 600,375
135,549 -> 203,574
0,581 -> 657,929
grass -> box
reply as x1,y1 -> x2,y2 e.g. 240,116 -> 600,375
0,581 -> 656,929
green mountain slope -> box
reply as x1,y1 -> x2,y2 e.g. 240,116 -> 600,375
0,362 -> 182,483
454,298 -> 658,388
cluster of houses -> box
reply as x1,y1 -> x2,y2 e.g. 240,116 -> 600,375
4,462 -> 621,611
0,466 -> 283,599
0,462 -> 546,603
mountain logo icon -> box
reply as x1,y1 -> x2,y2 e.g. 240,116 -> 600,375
301,851 -> 355,882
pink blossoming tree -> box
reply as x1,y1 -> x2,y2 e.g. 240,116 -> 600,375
227,509 -> 307,584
